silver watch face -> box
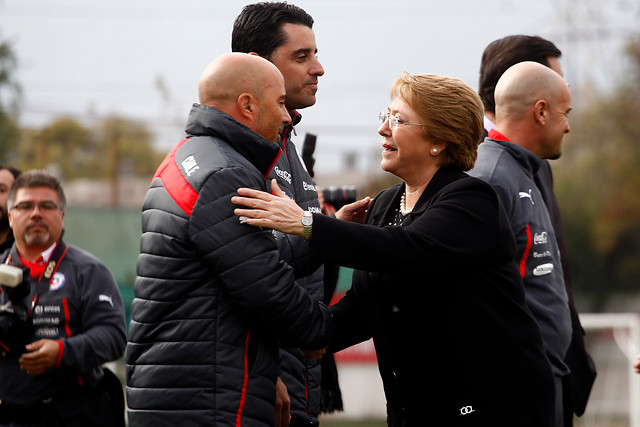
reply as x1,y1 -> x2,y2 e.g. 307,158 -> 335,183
302,212 -> 313,226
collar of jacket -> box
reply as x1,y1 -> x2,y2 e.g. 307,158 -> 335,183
6,231 -> 67,262
280,110 -> 302,154
368,165 -> 467,225
185,103 -> 281,178
484,137 -> 543,178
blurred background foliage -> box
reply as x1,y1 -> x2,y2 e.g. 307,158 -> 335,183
0,33 -> 165,179
554,37 -> 640,311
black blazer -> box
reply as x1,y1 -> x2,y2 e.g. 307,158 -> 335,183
311,166 -> 556,426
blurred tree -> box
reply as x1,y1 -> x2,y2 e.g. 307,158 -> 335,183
0,34 -> 21,163
46,118 -> 93,177
95,115 -> 165,179
16,115 -> 165,181
554,37 -> 640,310
16,118 -> 95,178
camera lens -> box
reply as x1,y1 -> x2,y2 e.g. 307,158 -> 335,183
322,186 -> 357,210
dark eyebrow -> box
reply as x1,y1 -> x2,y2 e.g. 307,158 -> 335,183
292,47 -> 316,56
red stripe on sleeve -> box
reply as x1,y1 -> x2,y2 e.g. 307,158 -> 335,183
520,224 -> 532,278
235,329 -> 251,426
54,340 -> 64,367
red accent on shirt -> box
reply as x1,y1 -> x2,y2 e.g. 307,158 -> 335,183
488,129 -> 510,142
18,244 -> 68,283
19,257 -> 46,279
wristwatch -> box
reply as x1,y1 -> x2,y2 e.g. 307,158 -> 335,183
302,211 -> 313,241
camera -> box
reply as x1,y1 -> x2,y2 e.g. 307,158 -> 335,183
321,186 -> 357,210
301,133 -> 357,211
0,264 -> 32,358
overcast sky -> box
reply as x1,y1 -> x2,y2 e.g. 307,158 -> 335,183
1,0 -> 638,174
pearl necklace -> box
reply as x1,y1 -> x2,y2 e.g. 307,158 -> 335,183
400,191 -> 412,215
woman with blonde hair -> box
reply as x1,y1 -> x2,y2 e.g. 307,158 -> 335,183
233,72 -> 556,426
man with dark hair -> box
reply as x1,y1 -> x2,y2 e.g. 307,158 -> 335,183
233,4 -> 335,426
477,36 -> 596,426
0,165 -> 21,253
0,170 -> 126,426
479,35 -> 563,139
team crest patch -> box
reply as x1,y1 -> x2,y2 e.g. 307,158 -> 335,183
49,272 -> 66,290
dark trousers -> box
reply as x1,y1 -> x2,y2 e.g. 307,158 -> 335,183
0,384 -> 118,427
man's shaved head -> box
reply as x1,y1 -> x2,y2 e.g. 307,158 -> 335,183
495,61 -> 569,122
494,61 -> 572,159
196,53 -> 290,143
198,52 -> 283,108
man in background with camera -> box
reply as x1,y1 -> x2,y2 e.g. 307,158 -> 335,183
0,170 -> 126,426
232,3 -> 340,425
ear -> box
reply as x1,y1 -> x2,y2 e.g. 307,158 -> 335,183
237,93 -> 255,120
534,99 -> 548,126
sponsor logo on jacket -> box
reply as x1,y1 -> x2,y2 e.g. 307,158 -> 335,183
533,250 -> 552,258
533,231 -> 548,245
50,272 -> 65,290
274,166 -> 292,184
302,181 -> 317,192
99,294 -> 114,307
182,155 -> 199,177
33,304 -> 63,338
533,263 -> 554,276
519,189 -> 534,204
459,405 -> 475,415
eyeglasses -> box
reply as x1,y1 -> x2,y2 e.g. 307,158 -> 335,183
10,201 -> 62,213
378,112 -> 424,130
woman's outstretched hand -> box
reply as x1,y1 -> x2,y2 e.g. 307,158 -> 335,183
233,180 -> 371,235
335,197 -> 371,224
233,179 -> 306,236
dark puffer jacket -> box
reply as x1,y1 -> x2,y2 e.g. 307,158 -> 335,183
125,104 -> 334,427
